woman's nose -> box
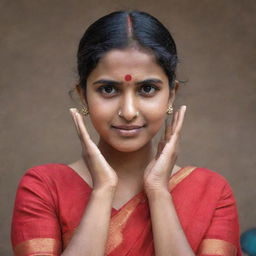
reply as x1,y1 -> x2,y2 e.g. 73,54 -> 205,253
118,93 -> 139,121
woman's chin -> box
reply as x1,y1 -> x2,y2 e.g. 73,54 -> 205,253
106,139 -> 151,153
111,143 -> 144,153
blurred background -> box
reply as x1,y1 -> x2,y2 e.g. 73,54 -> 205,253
0,0 -> 255,255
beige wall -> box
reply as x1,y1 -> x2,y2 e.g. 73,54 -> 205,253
1,1 -> 255,255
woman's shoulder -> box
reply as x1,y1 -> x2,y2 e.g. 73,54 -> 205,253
174,165 -> 233,191
20,163 -> 80,186
171,166 -> 236,203
196,166 -> 232,186
193,166 -> 230,182
23,162 -> 70,175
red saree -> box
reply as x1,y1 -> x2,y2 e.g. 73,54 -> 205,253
11,163 -> 242,255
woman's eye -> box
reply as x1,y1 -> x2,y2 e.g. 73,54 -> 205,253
97,84 -> 159,97
98,85 -> 118,96
139,85 -> 159,95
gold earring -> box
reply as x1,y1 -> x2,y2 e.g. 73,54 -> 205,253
167,105 -> 173,115
80,105 -> 89,116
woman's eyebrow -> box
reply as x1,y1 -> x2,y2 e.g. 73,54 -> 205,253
93,79 -> 121,86
136,78 -> 163,85
92,78 -> 163,86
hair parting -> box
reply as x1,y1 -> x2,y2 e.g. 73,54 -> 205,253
76,10 -> 178,91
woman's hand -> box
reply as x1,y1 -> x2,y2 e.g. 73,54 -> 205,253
69,108 -> 118,191
143,105 -> 187,194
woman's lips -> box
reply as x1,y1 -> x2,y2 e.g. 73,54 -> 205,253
111,125 -> 145,136
112,125 -> 145,129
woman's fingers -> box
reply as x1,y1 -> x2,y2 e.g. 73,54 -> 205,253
165,110 -> 179,141
173,105 -> 186,135
171,110 -> 180,134
69,108 -> 118,189
145,106 -> 187,189
164,104 -> 186,141
162,105 -> 187,156
69,108 -> 97,155
160,105 -> 186,157
156,133 -> 165,159
74,110 -> 90,142
70,108 -> 82,140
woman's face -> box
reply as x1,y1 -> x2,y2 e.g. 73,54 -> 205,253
84,47 -> 176,152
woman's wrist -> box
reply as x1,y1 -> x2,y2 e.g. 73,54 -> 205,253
145,187 -> 171,201
92,184 -> 117,197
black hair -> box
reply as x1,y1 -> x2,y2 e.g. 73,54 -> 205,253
77,10 -> 178,91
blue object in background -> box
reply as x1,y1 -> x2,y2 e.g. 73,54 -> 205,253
240,228 -> 256,256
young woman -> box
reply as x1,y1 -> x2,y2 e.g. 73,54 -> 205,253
11,11 -> 242,256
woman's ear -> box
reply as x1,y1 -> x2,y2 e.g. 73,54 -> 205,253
76,84 -> 88,105
168,80 -> 179,105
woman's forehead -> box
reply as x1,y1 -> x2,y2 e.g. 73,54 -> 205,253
90,48 -> 166,79
100,48 -> 156,66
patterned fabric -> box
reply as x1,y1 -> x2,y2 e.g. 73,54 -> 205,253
11,163 -> 242,255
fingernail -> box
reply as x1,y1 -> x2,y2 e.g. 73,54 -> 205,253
70,108 -> 78,115
69,108 -> 75,113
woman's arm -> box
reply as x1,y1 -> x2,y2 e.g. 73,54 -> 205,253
147,180 -> 241,256
12,108 -> 119,256
147,189 -> 195,256
143,106 -> 193,255
197,182 -> 241,256
62,109 -> 118,256
11,167 -> 117,256
61,186 -> 116,256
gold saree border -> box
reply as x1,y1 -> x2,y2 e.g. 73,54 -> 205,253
198,238 -> 237,256
63,193 -> 146,254
106,192 -> 145,254
14,237 -> 61,256
169,166 -> 197,191
105,166 -> 197,254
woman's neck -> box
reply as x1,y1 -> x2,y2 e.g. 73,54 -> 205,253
98,139 -> 155,180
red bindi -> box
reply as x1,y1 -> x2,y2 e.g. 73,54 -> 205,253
124,74 -> 132,81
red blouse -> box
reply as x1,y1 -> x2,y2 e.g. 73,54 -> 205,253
11,163 -> 242,255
